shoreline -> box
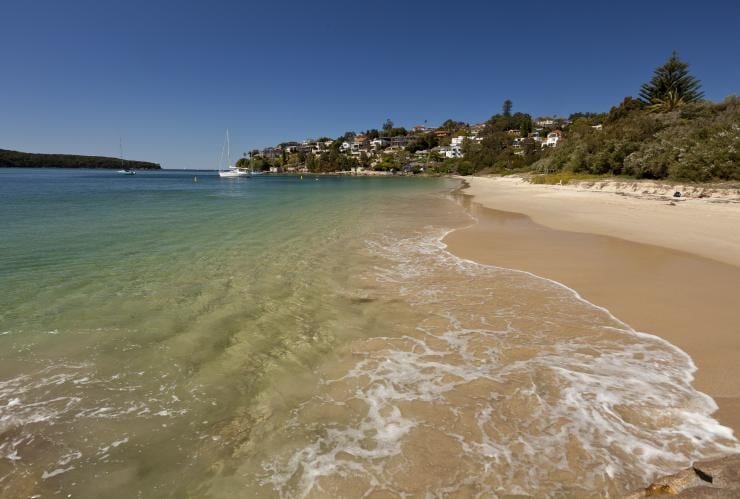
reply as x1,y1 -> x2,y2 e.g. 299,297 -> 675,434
451,175 -> 740,267
444,175 -> 740,435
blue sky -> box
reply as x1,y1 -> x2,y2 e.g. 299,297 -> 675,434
1,0 -> 738,169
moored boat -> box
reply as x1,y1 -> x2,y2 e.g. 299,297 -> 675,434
217,129 -> 249,178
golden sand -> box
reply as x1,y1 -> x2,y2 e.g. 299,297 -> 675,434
445,177 -> 740,434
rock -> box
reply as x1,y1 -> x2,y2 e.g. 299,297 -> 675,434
693,455 -> 740,490
624,454 -> 740,497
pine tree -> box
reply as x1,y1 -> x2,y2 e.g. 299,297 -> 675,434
639,51 -> 704,111
502,99 -> 513,117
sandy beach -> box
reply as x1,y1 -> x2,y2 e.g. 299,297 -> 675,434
445,175 -> 740,434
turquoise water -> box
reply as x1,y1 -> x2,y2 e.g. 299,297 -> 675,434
0,169 -> 452,496
1,169 -> 737,497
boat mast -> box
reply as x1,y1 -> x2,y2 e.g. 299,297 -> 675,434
120,138 -> 124,169
226,129 -> 231,168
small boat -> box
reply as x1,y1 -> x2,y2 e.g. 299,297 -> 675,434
217,129 -> 249,178
218,169 -> 249,178
116,140 -> 136,175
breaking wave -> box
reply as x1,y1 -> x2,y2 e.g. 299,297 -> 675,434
259,225 -> 739,497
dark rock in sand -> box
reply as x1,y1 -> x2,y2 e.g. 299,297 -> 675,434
624,454 -> 740,498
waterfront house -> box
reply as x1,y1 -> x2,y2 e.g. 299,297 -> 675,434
351,135 -> 370,155
260,147 -> 282,159
438,145 -> 463,159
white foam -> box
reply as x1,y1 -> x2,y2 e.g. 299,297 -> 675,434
263,211 -> 739,497
42,466 -> 75,480
111,437 -> 129,448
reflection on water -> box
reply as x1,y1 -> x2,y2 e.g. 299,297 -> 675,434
0,170 -> 736,497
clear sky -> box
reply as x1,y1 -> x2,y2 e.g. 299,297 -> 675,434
1,0 -> 738,169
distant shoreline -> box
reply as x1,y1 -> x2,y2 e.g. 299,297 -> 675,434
0,149 -> 161,170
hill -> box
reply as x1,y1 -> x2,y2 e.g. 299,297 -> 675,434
0,149 -> 161,170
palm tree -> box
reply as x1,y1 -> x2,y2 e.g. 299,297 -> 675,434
647,88 -> 687,112
639,51 -> 704,111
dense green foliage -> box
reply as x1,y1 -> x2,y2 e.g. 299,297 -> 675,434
446,54 -> 738,182
530,97 -> 739,181
0,149 -> 161,169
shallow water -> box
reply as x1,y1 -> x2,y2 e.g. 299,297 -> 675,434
0,169 -> 736,497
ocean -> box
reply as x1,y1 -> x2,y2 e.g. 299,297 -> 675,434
0,168 -> 736,497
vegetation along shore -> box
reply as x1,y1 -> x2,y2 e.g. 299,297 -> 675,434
0,149 -> 161,170
224,52 -> 737,184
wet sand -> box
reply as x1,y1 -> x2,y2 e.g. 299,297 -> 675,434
444,179 -> 740,435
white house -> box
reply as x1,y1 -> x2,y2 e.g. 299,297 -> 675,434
370,137 -> 391,150
536,117 -> 555,127
439,145 -> 463,159
451,136 -> 466,147
543,130 -> 562,147
350,135 -> 370,156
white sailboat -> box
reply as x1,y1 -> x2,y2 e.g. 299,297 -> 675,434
218,129 -> 249,178
116,139 -> 136,175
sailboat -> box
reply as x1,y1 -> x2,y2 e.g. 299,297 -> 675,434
218,129 -> 249,178
116,139 -> 136,175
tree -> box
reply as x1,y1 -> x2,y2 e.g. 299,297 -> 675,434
639,51 -> 704,111
502,99 -> 513,117
440,119 -> 465,132
519,115 -> 533,137
382,119 -> 394,132
606,96 -> 644,123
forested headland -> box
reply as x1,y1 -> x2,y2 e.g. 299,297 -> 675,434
0,149 -> 161,170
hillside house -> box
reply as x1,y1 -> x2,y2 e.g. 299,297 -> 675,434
543,130 -> 562,147
451,136 -> 466,147
351,135 -> 370,155
536,117 -> 555,127
391,136 -> 415,149
370,137 -> 391,150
